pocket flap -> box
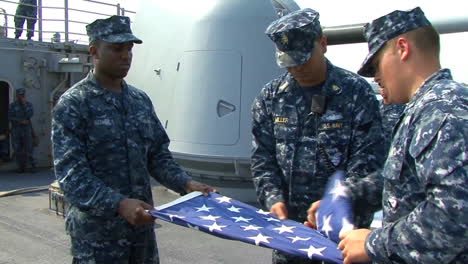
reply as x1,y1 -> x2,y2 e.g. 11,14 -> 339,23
409,114 -> 447,159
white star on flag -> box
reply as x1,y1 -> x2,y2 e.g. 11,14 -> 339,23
150,190 -> 345,263
168,214 -> 185,221
287,236 -> 311,243
256,209 -> 270,215
330,179 -> 348,201
321,215 -> 333,237
216,196 -> 232,204
265,217 -> 281,222
273,224 -> 296,234
339,217 -> 354,236
204,222 -> 227,232
195,204 -> 213,212
299,245 -> 326,259
231,216 -> 252,223
241,225 -> 263,231
227,205 -> 242,213
247,233 -> 272,246
199,215 -> 220,221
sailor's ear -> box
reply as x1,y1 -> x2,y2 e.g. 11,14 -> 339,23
89,41 -> 100,57
319,35 -> 327,54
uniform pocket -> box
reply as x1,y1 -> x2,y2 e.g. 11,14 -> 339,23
409,114 -> 447,159
88,119 -> 121,142
273,123 -> 298,140
86,118 -> 122,161
273,123 -> 298,170
317,120 -> 350,168
138,119 -> 156,142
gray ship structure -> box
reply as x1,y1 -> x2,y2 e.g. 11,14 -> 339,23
1,0 -> 467,202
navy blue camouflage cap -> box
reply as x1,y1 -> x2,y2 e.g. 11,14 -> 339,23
86,15 -> 142,44
16,88 -> 25,96
265,8 -> 321,68
358,7 -> 431,77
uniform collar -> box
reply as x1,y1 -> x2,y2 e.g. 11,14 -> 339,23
276,73 -> 295,94
321,60 -> 344,96
277,59 -> 343,96
406,69 -> 452,109
86,71 -> 129,97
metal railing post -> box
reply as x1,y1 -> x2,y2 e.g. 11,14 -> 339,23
64,0 -> 69,42
38,0 -> 43,41
121,8 -> 125,16
117,3 -> 121,16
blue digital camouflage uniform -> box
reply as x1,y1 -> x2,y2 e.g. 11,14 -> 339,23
348,7 -> 468,263
14,0 -> 37,39
52,16 -> 189,264
379,102 -> 405,154
251,9 -> 385,264
9,88 -> 35,171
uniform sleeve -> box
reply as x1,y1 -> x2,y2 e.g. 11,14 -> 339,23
366,112 -> 468,263
26,102 -> 33,120
146,98 -> 191,194
8,105 -> 21,124
251,85 -> 285,209
345,81 -> 386,224
52,94 -> 125,217
345,170 -> 383,217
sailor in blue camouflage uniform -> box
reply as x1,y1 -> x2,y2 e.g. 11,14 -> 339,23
251,9 -> 385,264
14,0 -> 37,40
337,7 -> 468,264
52,16 -> 216,264
9,88 -> 35,173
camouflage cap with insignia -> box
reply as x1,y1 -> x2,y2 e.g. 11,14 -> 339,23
16,88 -> 25,96
265,8 -> 321,68
86,15 -> 142,44
358,7 -> 431,77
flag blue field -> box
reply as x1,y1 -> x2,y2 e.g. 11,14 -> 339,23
149,188 -> 345,263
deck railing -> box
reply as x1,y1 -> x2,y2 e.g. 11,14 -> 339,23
0,0 -> 135,44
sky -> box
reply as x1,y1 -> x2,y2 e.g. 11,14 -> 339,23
294,0 -> 468,83
1,0 -> 466,82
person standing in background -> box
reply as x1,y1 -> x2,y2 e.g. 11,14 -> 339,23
14,0 -> 37,40
9,88 -> 36,173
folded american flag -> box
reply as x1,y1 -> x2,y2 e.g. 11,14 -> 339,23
149,189 -> 344,263
317,170 -> 354,243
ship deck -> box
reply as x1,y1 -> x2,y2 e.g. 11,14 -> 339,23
0,167 -> 271,264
